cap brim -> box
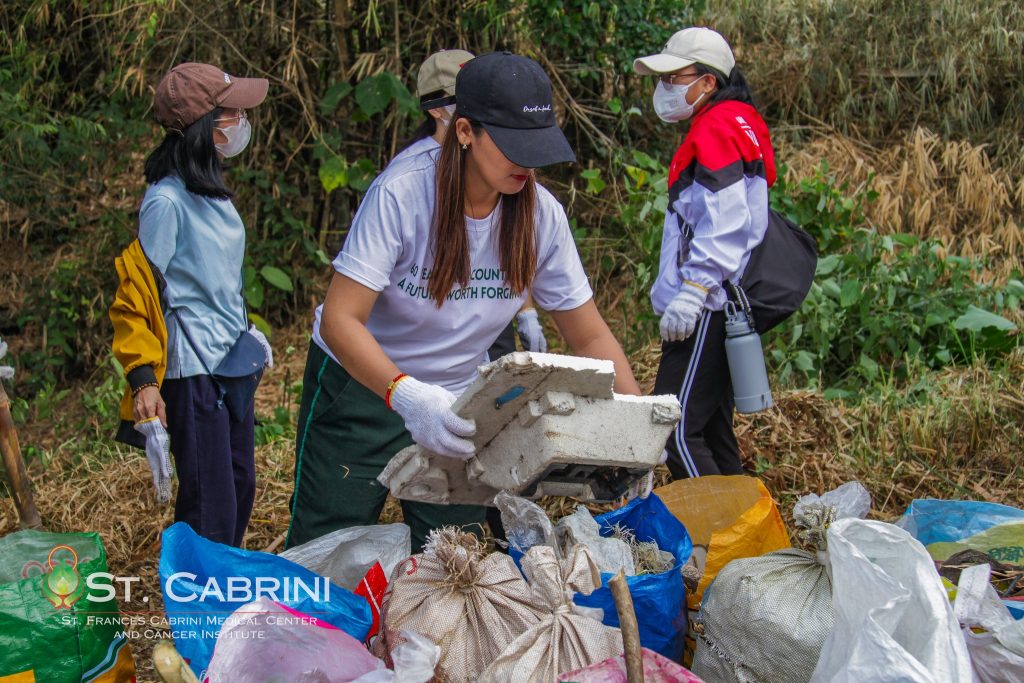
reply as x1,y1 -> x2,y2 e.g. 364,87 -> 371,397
633,53 -> 696,75
482,122 -> 576,169
219,77 -> 269,109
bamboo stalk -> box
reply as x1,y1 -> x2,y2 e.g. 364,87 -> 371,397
609,569 -> 644,683
0,381 -> 43,529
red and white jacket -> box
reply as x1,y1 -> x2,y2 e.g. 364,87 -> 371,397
651,100 -> 777,315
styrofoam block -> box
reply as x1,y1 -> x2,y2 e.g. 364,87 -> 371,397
378,352 -> 681,505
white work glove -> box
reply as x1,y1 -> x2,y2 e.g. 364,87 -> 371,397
515,308 -> 548,352
0,339 -> 12,380
247,325 -> 274,369
134,418 -> 173,504
390,376 -> 476,459
660,282 -> 708,342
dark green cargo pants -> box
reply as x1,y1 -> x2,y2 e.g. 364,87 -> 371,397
286,342 -> 485,551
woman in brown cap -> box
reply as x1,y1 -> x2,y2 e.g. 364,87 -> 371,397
110,63 -> 271,546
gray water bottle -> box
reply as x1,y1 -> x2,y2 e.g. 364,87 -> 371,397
724,301 -> 774,413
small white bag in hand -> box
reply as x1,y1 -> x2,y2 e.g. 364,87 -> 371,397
247,325 -> 274,368
389,376 -> 476,459
134,418 -> 173,504
515,308 -> 548,352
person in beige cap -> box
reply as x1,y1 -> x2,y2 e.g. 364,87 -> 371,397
392,49 -> 475,165
634,28 -> 783,480
109,62 -> 270,546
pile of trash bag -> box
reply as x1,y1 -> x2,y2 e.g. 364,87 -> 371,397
147,478 -> 1024,683
692,482 -> 869,682
499,491 -> 693,660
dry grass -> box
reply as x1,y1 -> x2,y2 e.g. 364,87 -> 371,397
709,0 -> 1024,168
782,128 -> 1024,278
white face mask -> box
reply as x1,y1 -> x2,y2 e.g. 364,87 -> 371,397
438,103 -> 456,128
652,78 -> 707,123
215,117 -> 252,158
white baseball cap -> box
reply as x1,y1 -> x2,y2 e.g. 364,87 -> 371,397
633,27 -> 735,77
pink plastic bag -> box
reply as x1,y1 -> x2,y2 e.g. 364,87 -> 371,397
557,647 -> 706,683
205,598 -> 437,682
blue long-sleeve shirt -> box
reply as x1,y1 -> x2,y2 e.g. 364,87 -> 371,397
137,175 -> 247,378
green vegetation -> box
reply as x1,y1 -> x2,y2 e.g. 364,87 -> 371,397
0,0 -> 1020,504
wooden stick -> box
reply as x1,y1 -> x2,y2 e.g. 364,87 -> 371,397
0,381 -> 43,529
609,569 -> 644,683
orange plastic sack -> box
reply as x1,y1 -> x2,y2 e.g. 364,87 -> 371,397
654,475 -> 790,610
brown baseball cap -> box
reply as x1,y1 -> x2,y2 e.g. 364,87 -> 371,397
153,62 -> 269,130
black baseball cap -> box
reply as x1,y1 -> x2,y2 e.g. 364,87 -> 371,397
455,52 -> 576,168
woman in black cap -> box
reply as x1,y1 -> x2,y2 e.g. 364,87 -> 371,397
288,52 -> 640,551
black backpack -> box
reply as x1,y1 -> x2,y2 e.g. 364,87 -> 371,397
737,210 -> 818,334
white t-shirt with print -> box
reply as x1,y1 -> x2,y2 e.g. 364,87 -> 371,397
389,136 -> 439,167
311,152 -> 593,394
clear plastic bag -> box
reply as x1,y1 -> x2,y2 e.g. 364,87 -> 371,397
556,506 -> 635,576
793,481 -> 871,526
279,523 -> 411,590
494,491 -> 557,554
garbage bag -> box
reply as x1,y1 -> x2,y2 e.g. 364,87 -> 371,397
573,494 -> 692,662
692,483 -> 869,683
555,506 -> 635,575
0,529 -> 136,681
810,518 -> 973,682
953,563 -> 1024,683
480,545 -> 622,683
898,499 -> 1024,565
374,527 -> 545,683
556,647 -> 707,682
279,523 -> 411,591
159,522 -> 372,679
205,597 -> 438,683
503,494 -> 692,661
655,475 -> 790,611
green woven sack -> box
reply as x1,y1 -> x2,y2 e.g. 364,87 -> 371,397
0,529 -> 136,682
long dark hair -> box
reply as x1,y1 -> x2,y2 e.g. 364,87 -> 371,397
427,114 -> 537,306
143,108 -> 232,199
695,64 -> 756,108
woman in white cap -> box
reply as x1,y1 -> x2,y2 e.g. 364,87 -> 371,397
110,63 -> 272,545
634,28 -> 777,479
288,52 -> 641,551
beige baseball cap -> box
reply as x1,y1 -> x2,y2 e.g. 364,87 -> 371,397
633,27 -> 735,77
154,62 -> 268,131
416,49 -> 475,102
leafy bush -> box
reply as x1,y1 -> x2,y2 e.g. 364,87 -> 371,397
767,165 -> 1021,392
768,231 -> 1021,393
